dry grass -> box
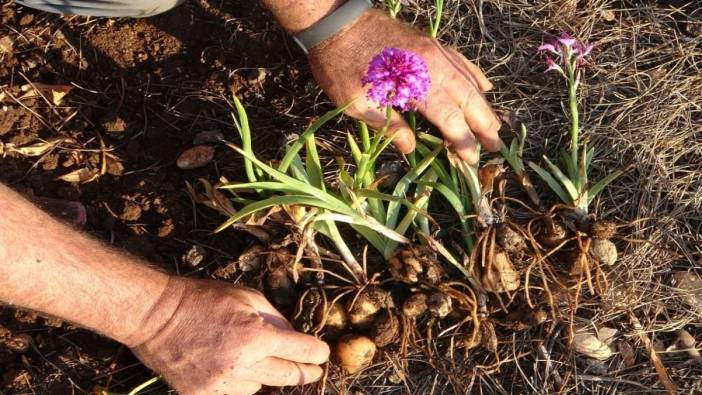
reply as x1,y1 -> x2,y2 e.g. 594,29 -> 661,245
302,1 -> 702,394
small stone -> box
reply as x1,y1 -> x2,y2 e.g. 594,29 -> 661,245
119,201 -> 142,222
572,331 -> 613,360
157,218 -> 175,237
193,130 -> 225,145
101,114 -> 127,134
427,292 -> 452,318
4,333 -> 32,353
246,68 -> 268,84
182,245 -> 207,267
176,145 -> 215,169
0,36 -> 13,54
19,14 -> 34,26
600,9 -> 615,21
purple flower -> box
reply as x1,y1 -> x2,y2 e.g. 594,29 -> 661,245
545,57 -> 563,74
361,47 -> 431,112
537,33 -> 594,73
556,32 -> 577,50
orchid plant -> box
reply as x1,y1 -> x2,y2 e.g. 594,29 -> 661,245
213,48 -> 438,281
528,33 -> 621,216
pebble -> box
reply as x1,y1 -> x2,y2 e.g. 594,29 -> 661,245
176,145 -> 215,169
182,244 -> 207,267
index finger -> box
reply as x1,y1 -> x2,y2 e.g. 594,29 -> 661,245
265,325 -> 331,365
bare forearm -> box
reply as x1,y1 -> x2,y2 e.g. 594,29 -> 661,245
261,0 -> 345,33
0,183 -> 179,347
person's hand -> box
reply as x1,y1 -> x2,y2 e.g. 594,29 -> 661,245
308,9 -> 501,164
129,277 -> 330,395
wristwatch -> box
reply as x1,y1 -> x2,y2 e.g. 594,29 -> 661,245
293,0 -> 374,54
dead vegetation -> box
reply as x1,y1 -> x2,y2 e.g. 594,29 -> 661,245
1,0 -> 701,394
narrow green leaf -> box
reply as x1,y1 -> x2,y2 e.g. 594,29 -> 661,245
528,161 -> 573,205
417,181 -> 465,218
347,132 -> 362,165
417,132 -> 444,147
386,144 -> 442,229
587,170 -> 623,204
586,147 -> 595,170
305,134 -> 324,190
227,144 -> 352,215
560,148 -> 576,181
288,153 -> 309,182
543,156 -> 580,201
214,195 -> 333,233
219,181 -> 298,193
313,213 -> 409,244
231,96 -> 257,183
278,100 -> 354,173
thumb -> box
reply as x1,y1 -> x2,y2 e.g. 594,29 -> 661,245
348,102 -> 415,154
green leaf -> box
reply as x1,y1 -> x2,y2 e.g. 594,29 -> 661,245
231,96 -> 258,184
227,144 -> 352,215
214,195 -> 334,233
417,181 -> 466,218
347,132 -> 362,165
543,156 -> 579,201
560,148 -> 576,181
416,143 -> 452,186
278,100 -> 354,173
501,141 -> 523,174
219,181 -> 298,193
385,144 -> 442,229
587,170 -> 623,204
313,213 -> 409,244
417,132 -> 444,147
528,161 -> 573,205
305,134 -> 324,190
350,224 -> 387,254
288,153 -> 309,182
586,147 -> 595,170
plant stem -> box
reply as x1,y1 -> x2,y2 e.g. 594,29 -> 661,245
568,68 -> 579,175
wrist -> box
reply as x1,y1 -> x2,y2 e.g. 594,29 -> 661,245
261,0 -> 347,33
121,274 -> 187,348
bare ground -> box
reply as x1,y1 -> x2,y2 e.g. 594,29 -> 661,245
1,0 -> 701,394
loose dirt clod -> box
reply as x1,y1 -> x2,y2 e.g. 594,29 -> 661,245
347,287 -> 391,329
4,333 -> 32,353
671,272 -> 702,315
370,311 -> 400,347
336,334 -> 376,374
572,331 -> 613,360
402,293 -> 428,318
182,244 -> 207,267
590,239 -> 618,266
388,245 -> 442,284
481,250 -> 520,293
427,292 -> 452,318
496,223 -> 526,254
539,219 -> 568,248
176,145 -> 215,169
675,329 -> 701,362
237,244 -> 266,272
590,220 -> 617,239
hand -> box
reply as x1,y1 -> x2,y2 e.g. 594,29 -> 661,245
130,278 -> 330,395
308,9 -> 501,164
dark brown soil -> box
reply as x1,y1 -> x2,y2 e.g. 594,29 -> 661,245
0,0 -> 326,392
